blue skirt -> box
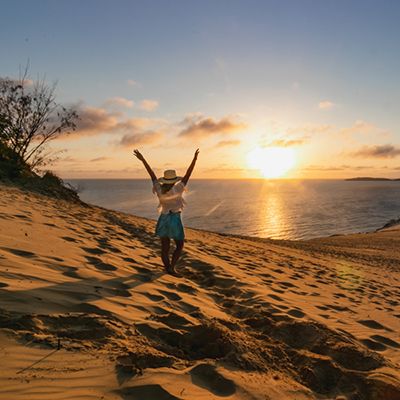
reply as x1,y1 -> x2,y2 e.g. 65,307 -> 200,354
155,212 -> 185,240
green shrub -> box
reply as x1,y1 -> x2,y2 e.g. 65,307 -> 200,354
0,142 -> 80,203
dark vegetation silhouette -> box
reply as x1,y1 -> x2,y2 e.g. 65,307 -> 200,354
0,67 -> 80,201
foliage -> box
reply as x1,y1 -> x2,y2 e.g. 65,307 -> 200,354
0,71 -> 78,171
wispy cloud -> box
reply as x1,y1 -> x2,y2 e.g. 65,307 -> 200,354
303,164 -> 372,171
216,140 -> 241,147
58,156 -> 79,163
179,115 -> 246,138
286,124 -> 333,136
90,156 -> 111,162
104,96 -> 134,109
352,144 -> 400,159
73,106 -> 119,136
114,117 -> 159,132
119,130 -> 163,147
127,79 -> 139,86
339,120 -> 389,137
67,106 -> 163,139
318,100 -> 335,110
267,138 -> 306,147
139,99 -> 159,111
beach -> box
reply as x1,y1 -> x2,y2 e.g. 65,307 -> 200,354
0,183 -> 399,400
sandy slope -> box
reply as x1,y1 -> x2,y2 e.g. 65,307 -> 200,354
0,183 -> 399,400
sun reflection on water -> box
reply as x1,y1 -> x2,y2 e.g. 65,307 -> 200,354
258,182 -> 292,239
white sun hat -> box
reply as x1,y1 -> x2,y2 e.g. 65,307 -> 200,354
158,169 -> 182,184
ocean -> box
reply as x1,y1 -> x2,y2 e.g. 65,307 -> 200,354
65,179 -> 400,240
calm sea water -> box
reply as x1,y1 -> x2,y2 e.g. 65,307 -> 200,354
65,179 -> 400,240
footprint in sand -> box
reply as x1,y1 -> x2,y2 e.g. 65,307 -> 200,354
116,384 -> 181,400
287,309 -> 305,318
268,294 -> 283,302
1,247 -> 36,258
44,222 -> 56,227
360,338 -> 387,351
134,266 -> 152,275
189,363 -> 236,396
61,236 -> 79,243
81,246 -> 106,255
272,268 -> 284,274
319,314 -> 331,319
271,287 -> 285,294
370,335 -> 400,348
176,283 -> 197,294
326,304 -> 351,312
84,255 -> 117,271
158,290 -> 182,301
357,319 -> 393,332
290,270 -> 304,277
179,301 -> 200,314
122,257 -> 136,263
154,311 -> 193,329
278,281 -> 297,288
275,304 -> 289,310
13,213 -> 31,220
59,265 -> 80,279
143,293 -> 165,302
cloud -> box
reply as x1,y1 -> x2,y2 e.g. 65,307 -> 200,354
58,156 -> 79,163
303,165 -> 345,171
127,79 -> 138,86
90,156 -> 110,162
287,120 -> 389,141
216,140 -> 241,147
104,97 -> 134,109
74,106 -> 119,136
352,144 -> 400,159
72,106 -> 165,146
286,124 -> 333,136
267,138 -> 306,147
318,100 -> 335,110
303,164 -> 372,171
339,120 -> 389,137
114,117 -> 156,132
179,115 -> 246,138
68,106 -> 163,139
139,99 -> 159,111
119,130 -> 163,147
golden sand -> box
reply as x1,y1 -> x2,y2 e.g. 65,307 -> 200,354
0,184 -> 399,399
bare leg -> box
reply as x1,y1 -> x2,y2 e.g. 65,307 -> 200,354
171,239 -> 184,271
160,237 -> 171,270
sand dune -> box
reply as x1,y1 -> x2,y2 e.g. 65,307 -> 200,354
0,183 -> 399,400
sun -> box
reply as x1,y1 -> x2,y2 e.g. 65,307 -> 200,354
246,147 -> 296,178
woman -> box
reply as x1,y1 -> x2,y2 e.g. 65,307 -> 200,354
133,148 -> 199,276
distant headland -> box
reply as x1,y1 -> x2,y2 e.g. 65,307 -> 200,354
345,177 -> 400,181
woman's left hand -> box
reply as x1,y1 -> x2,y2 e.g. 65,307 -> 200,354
133,149 -> 145,161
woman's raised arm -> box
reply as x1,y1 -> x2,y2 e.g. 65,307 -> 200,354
133,149 -> 157,182
181,149 -> 199,185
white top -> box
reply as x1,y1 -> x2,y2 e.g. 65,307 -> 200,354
153,181 -> 186,214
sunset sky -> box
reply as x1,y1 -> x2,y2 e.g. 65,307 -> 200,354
2,0 -> 400,179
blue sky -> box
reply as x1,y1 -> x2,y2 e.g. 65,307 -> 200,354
1,0 -> 400,178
